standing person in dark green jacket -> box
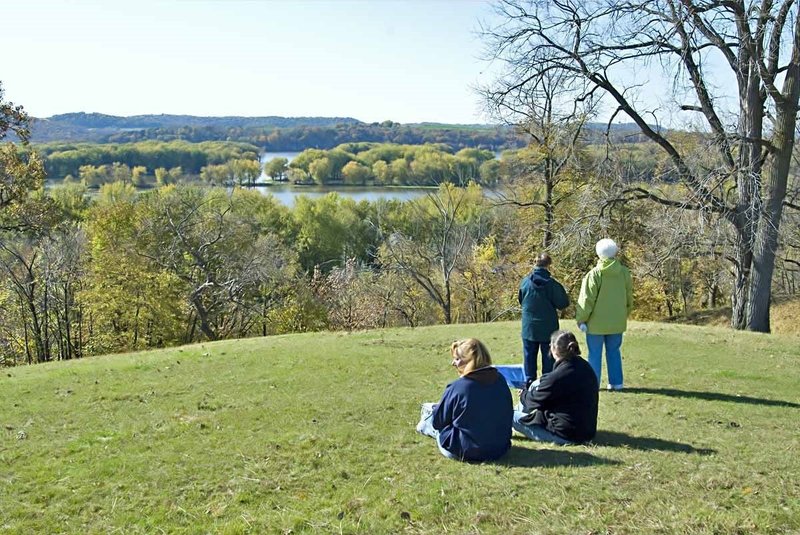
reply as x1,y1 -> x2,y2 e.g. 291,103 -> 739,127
576,239 -> 634,391
518,253 -> 570,383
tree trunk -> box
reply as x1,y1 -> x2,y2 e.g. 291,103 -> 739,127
543,157 -> 554,249
443,277 -> 452,324
747,117 -> 795,332
729,212 -> 753,330
191,295 -> 217,341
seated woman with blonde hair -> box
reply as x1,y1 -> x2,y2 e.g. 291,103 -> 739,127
416,338 -> 512,462
514,330 -> 599,445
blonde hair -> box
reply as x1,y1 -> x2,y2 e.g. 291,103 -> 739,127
451,338 -> 493,375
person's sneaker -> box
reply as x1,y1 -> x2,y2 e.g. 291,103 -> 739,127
607,384 -> 623,391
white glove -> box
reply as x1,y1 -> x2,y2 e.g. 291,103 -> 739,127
578,323 -> 588,333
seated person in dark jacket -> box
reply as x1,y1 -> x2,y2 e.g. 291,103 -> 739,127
416,338 -> 513,462
514,330 -> 599,445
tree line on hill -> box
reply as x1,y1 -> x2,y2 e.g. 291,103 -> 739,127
3,85 -> 799,365
29,112 -> 526,151
33,118 -> 658,153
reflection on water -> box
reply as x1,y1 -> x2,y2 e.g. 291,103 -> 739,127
44,178 -> 433,207
260,151 -> 302,163
258,152 -> 431,205
253,184 -> 431,206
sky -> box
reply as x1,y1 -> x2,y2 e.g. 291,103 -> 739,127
1,0 -> 501,124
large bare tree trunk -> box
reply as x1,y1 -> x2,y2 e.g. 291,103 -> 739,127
748,113 -> 796,332
730,220 -> 753,330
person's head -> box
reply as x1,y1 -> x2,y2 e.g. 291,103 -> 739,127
549,330 -> 582,361
595,238 -> 618,259
450,338 -> 493,376
535,252 -> 552,268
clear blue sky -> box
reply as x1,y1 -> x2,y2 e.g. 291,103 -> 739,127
1,0 -> 500,123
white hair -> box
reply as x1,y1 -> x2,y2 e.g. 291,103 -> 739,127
595,238 -> 618,259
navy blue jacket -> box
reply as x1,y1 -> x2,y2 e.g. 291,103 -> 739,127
432,367 -> 512,462
519,267 -> 570,341
519,356 -> 599,443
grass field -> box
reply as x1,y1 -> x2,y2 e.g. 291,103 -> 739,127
1,321 -> 799,534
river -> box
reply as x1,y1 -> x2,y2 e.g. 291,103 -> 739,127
252,183 -> 432,206
43,152 -> 459,207
257,151 -> 432,206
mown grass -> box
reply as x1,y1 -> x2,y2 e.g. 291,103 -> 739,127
1,321 -> 798,534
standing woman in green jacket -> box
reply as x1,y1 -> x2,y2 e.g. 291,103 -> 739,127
576,239 -> 634,391
518,253 -> 570,383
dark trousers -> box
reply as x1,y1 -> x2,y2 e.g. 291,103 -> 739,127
522,338 -> 553,381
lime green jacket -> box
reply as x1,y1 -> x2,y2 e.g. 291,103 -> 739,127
576,259 -> 633,334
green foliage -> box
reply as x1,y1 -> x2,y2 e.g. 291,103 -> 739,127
48,181 -> 90,221
133,186 -> 298,341
0,82 -> 29,142
36,140 -> 260,179
308,157 -> 333,185
263,157 -> 289,181
292,194 -> 378,271
0,144 -> 50,231
371,160 -> 390,185
199,159 -> 261,186
82,192 -> 185,354
286,143 -> 499,187
341,161 -> 372,185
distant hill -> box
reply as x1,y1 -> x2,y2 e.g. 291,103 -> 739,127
28,113 -> 524,151
30,113 -> 363,142
46,112 -> 363,130
28,112 -> 659,150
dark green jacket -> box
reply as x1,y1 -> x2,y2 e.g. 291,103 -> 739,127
519,267 -> 570,342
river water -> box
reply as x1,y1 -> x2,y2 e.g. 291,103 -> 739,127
43,152 -> 450,207
258,151 -> 432,206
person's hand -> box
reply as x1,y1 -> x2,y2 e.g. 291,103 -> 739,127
578,322 -> 588,333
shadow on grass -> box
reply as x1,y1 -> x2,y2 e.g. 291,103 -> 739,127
592,430 -> 715,455
496,445 -> 622,468
623,387 -> 800,408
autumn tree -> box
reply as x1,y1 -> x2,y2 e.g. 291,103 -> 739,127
380,183 -> 488,324
135,186 -> 294,341
341,161 -> 372,185
264,157 -> 289,181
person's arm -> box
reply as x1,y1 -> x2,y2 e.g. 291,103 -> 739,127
432,385 -> 455,430
521,373 -> 562,412
625,267 -> 634,317
576,271 -> 598,324
552,280 -> 570,310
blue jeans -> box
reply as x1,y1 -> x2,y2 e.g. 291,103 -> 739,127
585,333 -> 624,387
512,405 -> 574,445
522,339 -> 553,382
415,403 -> 457,460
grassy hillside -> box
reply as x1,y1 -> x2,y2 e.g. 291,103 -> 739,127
1,321 -> 798,534
665,297 -> 800,336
